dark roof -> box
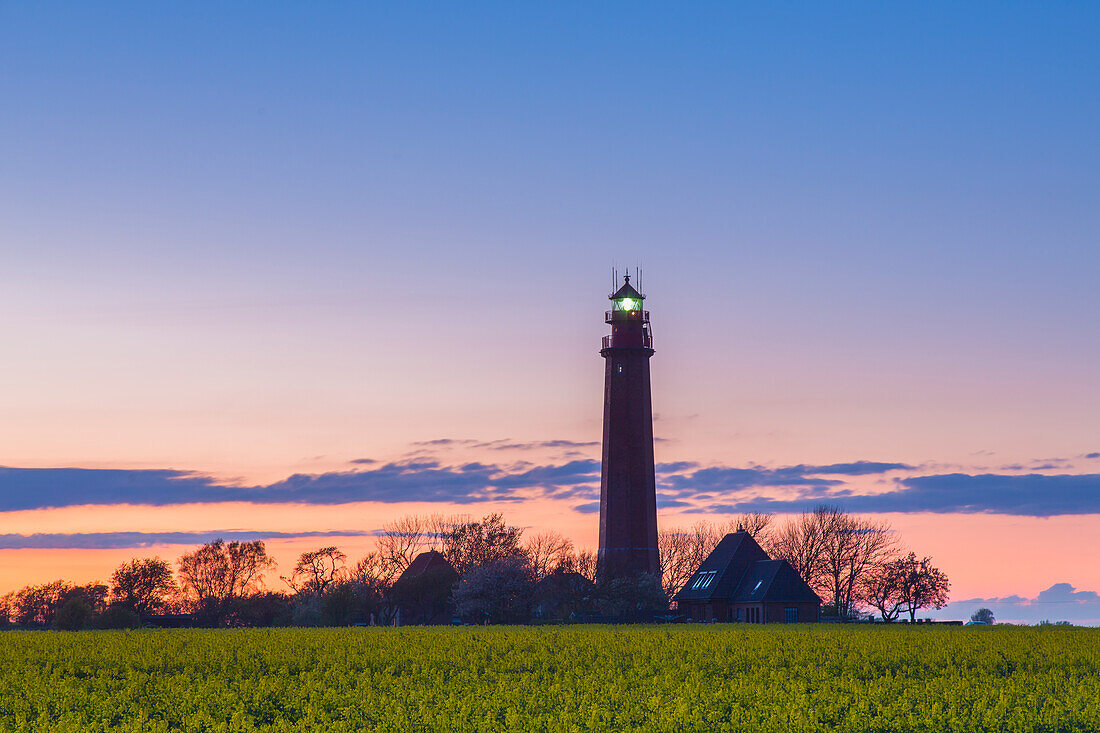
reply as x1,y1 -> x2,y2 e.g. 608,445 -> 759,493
610,278 -> 644,301
396,550 -> 456,583
673,531 -> 768,602
673,531 -> 821,606
534,570 -> 594,592
732,560 -> 821,604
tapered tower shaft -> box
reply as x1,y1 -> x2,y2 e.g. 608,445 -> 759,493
597,275 -> 660,580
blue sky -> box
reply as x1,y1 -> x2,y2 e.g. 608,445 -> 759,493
1,2 -> 1098,618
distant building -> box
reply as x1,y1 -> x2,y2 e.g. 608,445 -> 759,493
674,529 -> 821,623
386,550 -> 459,625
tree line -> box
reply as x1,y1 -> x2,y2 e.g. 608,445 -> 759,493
0,506 -> 948,628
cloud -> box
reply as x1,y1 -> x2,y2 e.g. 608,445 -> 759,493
931,583 -> 1100,625
673,471 -> 1100,517
4,457 -> 1098,518
485,440 -> 599,451
0,459 -> 601,511
407,438 -> 598,452
0,530 -> 374,550
658,462 -> 910,498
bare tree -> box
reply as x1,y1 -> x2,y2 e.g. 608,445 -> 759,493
443,513 -> 525,574
376,513 -> 467,578
177,539 -> 275,608
354,550 -> 396,592
376,515 -> 430,575
110,557 -> 177,615
769,508 -> 829,591
572,549 -> 598,582
658,522 -> 721,600
818,508 -> 898,618
524,531 -> 575,582
725,513 -> 775,547
283,546 -> 348,596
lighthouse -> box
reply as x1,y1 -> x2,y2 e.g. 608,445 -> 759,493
597,274 -> 660,581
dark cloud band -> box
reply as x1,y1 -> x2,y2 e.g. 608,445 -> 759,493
0,530 -> 374,550
2,460 -> 1098,517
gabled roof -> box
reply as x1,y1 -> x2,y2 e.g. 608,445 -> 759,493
732,559 -> 821,604
673,531 -> 821,606
396,550 -> 456,583
673,531 -> 769,603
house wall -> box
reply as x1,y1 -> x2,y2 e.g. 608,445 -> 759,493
763,602 -> 820,623
677,598 -> 820,624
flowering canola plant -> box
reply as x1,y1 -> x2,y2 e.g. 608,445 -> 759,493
0,625 -> 1097,732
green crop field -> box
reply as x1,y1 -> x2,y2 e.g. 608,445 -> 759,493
0,625 -> 1097,732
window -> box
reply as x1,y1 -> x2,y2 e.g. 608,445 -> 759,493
690,570 -> 717,590
616,364 -> 623,374
736,608 -> 742,622
751,580 -> 763,594
784,607 -> 798,624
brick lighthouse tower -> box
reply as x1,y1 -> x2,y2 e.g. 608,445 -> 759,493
597,273 -> 660,581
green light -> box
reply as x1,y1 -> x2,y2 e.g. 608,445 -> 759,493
619,298 -> 636,311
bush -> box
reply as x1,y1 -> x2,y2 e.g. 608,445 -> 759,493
96,605 -> 141,630
54,598 -> 93,631
595,573 -> 667,622
453,557 -> 534,624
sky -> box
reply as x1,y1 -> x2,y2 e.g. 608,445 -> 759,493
1,1 -> 1098,623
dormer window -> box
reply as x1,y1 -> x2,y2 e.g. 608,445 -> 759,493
691,570 -> 718,590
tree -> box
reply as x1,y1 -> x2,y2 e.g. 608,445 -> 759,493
177,539 -> 275,621
571,550 -> 598,582
533,568 -> 595,621
596,573 -> 667,622
54,596 -> 94,631
658,522 -> 721,600
96,604 -> 142,629
110,557 -> 177,615
375,513 -> 465,578
730,512 -> 775,546
443,513 -> 525,574
376,514 -> 432,575
452,557 -> 534,624
11,581 -> 107,628
524,531 -> 574,582
971,607 -> 995,624
283,547 -> 347,596
861,558 -> 905,622
892,552 -> 950,622
818,508 -> 898,618
769,506 -> 898,618
0,593 -> 13,627
354,551 -> 396,594
769,509 -> 830,593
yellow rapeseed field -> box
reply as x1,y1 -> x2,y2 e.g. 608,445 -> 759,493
0,625 -> 1096,732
